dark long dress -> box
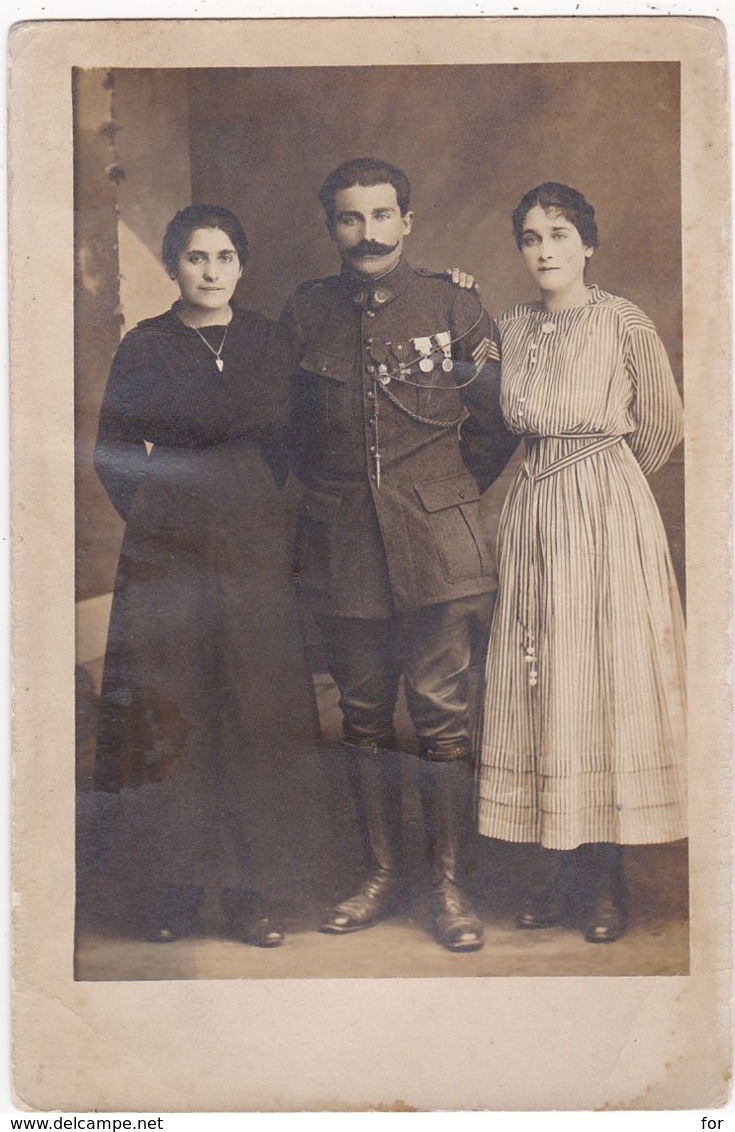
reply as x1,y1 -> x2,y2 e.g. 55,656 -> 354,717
93,304 -> 338,905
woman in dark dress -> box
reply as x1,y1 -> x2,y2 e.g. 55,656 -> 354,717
93,205 -> 327,946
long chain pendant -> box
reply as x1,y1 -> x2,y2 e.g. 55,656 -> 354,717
215,358 -> 224,372
372,377 -> 381,488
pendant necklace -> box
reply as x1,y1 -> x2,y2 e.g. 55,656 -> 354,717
190,322 -> 230,372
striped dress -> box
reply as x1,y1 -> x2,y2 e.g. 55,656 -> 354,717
477,285 -> 687,849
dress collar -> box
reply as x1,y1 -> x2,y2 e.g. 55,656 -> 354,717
530,283 -> 607,316
169,299 -> 239,331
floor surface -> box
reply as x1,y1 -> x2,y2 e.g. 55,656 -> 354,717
75,672 -> 689,981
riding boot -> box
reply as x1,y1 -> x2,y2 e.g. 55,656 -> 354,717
319,748 -> 403,934
583,843 -> 628,943
420,758 -> 484,953
516,847 -> 589,930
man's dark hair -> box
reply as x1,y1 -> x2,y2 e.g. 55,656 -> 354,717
319,158 -> 412,226
162,204 -> 249,277
511,182 -> 599,251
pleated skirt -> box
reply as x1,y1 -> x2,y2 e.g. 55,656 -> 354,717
477,437 -> 687,849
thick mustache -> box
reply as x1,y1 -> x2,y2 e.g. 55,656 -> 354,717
346,240 -> 399,258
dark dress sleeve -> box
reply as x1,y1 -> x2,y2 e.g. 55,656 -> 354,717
278,294 -> 311,485
450,289 -> 519,492
259,319 -> 294,489
94,333 -> 151,522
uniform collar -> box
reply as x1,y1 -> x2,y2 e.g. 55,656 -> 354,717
338,258 -> 413,310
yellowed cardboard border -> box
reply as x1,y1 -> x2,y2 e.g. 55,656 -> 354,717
9,16 -> 732,1112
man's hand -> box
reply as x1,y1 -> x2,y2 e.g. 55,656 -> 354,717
445,267 -> 480,294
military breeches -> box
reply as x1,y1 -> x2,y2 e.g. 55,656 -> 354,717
315,593 -> 494,761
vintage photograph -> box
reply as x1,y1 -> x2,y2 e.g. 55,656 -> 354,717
73,60 -> 688,982
10,15 -> 731,1113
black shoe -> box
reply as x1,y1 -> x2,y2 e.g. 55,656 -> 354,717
221,889 -> 286,948
320,868 -> 403,934
148,884 -> 202,942
583,894 -> 628,943
516,886 -> 570,930
236,913 -> 285,948
429,877 -> 484,953
582,844 -> 628,944
516,846 -> 591,930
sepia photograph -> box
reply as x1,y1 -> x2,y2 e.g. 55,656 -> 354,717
73,59 -> 689,983
9,11 -> 732,1113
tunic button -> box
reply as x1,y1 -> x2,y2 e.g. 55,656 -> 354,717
320,365 -> 328,372
367,364 -> 376,374
367,391 -> 375,400
374,290 -> 388,303
365,336 -> 374,346
366,310 -> 376,318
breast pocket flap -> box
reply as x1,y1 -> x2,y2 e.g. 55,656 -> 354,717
415,473 -> 481,513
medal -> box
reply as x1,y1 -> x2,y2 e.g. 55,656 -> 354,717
433,331 -> 453,375
412,336 -> 434,374
378,365 -> 391,385
368,340 -> 390,365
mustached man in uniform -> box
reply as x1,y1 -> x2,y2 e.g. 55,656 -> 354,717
281,157 -> 517,952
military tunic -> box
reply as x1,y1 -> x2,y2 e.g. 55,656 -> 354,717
282,259 -> 518,619
282,259 -> 517,759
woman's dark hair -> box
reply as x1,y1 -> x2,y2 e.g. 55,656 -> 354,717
319,157 -> 412,227
511,183 -> 599,251
162,204 -> 249,277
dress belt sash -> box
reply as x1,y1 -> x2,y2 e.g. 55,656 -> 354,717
517,434 -> 623,688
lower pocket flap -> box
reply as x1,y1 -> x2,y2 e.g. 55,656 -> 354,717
300,486 -> 344,524
415,473 -> 481,512
300,347 -> 353,383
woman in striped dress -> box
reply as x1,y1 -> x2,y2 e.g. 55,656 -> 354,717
477,183 -> 686,942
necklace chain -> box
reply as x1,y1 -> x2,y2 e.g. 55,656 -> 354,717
188,321 -> 230,372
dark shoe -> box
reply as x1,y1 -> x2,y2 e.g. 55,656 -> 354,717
235,912 -> 285,948
221,888 -> 286,948
148,884 -> 202,942
582,843 -> 628,943
320,868 -> 403,934
429,877 -> 484,953
516,846 -> 591,930
516,886 -> 570,930
583,894 -> 627,943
